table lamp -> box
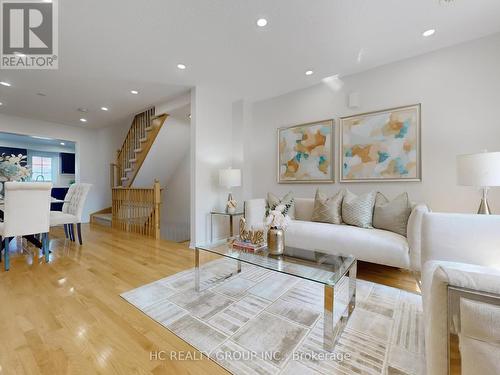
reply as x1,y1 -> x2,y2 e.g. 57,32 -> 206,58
219,168 -> 241,214
457,151 -> 500,214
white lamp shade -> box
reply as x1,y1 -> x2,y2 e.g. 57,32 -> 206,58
219,168 -> 241,188
457,152 -> 500,187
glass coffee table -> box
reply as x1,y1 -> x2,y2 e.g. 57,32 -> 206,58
195,240 -> 357,351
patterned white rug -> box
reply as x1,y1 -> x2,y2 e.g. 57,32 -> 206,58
121,258 -> 425,375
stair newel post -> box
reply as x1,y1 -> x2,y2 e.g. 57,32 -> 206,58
153,179 -> 161,240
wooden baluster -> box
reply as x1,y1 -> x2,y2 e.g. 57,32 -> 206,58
142,113 -> 145,140
153,180 -> 161,240
111,180 -> 161,237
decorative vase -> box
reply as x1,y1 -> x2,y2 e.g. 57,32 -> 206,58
267,228 -> 285,255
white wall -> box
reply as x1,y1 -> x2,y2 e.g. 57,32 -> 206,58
163,153 -> 190,241
249,33 -> 500,214
191,86 -> 235,245
134,113 -> 191,242
0,113 -> 128,221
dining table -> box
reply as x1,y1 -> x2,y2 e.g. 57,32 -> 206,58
0,197 -> 68,250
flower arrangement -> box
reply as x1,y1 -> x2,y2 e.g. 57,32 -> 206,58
264,204 -> 291,230
0,154 -> 31,182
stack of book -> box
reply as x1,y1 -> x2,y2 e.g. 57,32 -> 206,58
231,239 -> 266,253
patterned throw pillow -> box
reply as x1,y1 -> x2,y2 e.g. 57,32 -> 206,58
373,192 -> 412,236
267,192 -> 295,219
311,189 -> 344,224
342,190 -> 376,228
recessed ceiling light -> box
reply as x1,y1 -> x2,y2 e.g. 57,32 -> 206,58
77,107 -> 88,113
0,81 -> 11,87
60,142 -> 65,146
422,29 -> 436,37
305,70 -> 314,76
177,64 -> 186,70
256,18 -> 268,27
0,102 -> 3,106
101,107 -> 109,111
36,92 -> 46,96
130,90 -> 139,95
80,118 -> 87,123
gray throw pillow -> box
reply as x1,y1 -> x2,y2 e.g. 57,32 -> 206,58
311,189 -> 344,224
267,192 -> 295,219
342,190 -> 376,228
373,192 -> 412,236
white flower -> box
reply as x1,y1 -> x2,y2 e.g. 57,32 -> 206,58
275,204 -> 286,213
264,209 -> 291,230
0,153 -> 31,182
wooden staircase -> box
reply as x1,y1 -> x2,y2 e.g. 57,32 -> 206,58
91,107 -> 167,239
111,108 -> 169,188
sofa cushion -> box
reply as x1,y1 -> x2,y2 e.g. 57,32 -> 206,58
311,189 -> 344,224
342,190 -> 376,228
373,192 -> 412,237
267,192 -> 295,219
294,198 -> 314,221
285,220 -> 410,269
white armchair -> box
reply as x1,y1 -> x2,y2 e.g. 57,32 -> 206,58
421,213 -> 500,375
0,182 -> 52,271
50,183 -> 92,245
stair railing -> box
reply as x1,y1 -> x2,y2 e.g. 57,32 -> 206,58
114,107 -> 155,187
111,180 -> 162,239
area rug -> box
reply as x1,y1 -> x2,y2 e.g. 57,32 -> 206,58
121,258 -> 425,375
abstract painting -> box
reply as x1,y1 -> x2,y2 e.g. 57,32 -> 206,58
278,120 -> 334,183
340,104 -> 421,182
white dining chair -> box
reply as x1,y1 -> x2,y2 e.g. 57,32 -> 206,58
50,183 -> 92,245
0,182 -> 52,271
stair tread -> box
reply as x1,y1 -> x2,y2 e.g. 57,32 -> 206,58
114,110 -> 167,187
92,213 -> 112,221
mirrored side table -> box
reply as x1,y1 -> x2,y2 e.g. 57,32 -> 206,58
210,211 -> 244,241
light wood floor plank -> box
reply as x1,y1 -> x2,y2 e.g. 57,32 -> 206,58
0,224 -> 418,374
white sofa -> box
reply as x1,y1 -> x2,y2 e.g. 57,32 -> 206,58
421,213 -> 500,375
244,197 -> 429,271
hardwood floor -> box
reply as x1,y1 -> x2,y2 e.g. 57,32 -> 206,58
0,224 -> 419,374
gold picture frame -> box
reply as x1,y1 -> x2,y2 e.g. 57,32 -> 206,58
339,104 -> 421,182
277,119 -> 334,184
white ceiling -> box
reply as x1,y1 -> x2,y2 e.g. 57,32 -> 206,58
0,0 -> 499,128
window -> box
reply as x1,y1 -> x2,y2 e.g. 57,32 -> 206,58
31,156 -> 52,182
